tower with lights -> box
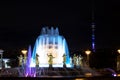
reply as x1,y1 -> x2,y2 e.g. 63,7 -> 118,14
91,0 -> 96,53
91,22 -> 95,52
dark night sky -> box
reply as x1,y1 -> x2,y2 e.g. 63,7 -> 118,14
0,0 -> 120,53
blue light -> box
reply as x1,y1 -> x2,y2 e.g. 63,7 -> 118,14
31,27 -> 71,67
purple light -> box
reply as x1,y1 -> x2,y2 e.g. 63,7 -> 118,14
113,74 -> 117,77
25,45 -> 33,77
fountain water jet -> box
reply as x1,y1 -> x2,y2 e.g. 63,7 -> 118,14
31,27 -> 71,67
25,45 -> 36,77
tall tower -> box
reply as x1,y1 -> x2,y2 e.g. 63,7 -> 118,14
91,22 -> 95,52
91,0 -> 96,52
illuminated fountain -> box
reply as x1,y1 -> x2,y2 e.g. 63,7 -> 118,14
31,27 -> 71,67
1,27 -> 101,77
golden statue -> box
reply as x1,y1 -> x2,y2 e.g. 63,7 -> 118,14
18,55 -> 23,66
47,53 -> 55,65
36,54 -> 39,67
62,53 -> 66,64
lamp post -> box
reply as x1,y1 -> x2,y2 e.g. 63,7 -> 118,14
85,50 -> 91,67
0,49 -> 4,69
21,50 -> 27,65
117,49 -> 120,71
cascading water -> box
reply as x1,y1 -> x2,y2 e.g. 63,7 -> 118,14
31,27 -> 71,67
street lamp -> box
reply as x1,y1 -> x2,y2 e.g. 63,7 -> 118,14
85,50 -> 91,67
21,50 -> 27,55
117,49 -> 120,54
117,49 -> 120,71
21,50 -> 27,65
0,49 -> 4,69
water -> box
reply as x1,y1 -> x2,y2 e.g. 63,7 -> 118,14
0,27 -> 101,77
25,45 -> 37,77
16,27 -> 100,77
34,67 -> 84,77
16,27 -> 72,77
31,27 -> 71,67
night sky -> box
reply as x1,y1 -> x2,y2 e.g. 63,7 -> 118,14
0,0 -> 120,53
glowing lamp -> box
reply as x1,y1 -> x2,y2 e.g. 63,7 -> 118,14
85,50 -> 91,55
21,50 -> 27,55
117,49 -> 120,54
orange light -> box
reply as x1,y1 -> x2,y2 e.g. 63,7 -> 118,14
85,50 -> 91,55
21,50 -> 27,55
117,49 -> 120,54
